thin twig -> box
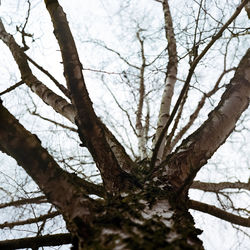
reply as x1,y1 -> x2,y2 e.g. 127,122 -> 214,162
26,55 -> 71,98
0,196 -> 47,209
150,0 -> 248,169
0,80 -> 24,96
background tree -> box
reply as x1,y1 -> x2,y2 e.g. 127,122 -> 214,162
0,0 -> 249,249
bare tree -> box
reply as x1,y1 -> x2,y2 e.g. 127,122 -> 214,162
0,0 -> 249,249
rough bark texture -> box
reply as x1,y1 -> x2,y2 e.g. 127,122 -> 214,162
0,1 -> 249,249
72,192 -> 204,249
0,100 -> 204,249
0,101 -> 102,239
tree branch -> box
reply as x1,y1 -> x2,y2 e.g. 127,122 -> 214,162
0,101 -> 99,236
0,80 -> 24,96
0,233 -> 71,249
189,200 -> 250,227
0,211 -> 60,229
26,55 -> 71,98
0,19 -> 75,123
245,1 -> 250,18
91,40 -> 140,69
44,0 -> 137,193
103,79 -> 137,137
169,68 -> 236,152
151,0 -> 249,169
191,181 -> 250,192
136,30 -> 147,159
153,0 -> 177,164
154,48 -> 250,193
0,17 -> 134,179
0,196 -> 47,209
31,111 -> 78,132
163,88 -> 188,157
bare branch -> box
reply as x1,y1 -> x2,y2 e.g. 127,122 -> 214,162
31,111 -> 77,132
91,40 -> 140,69
44,0 -> 137,193
83,67 -> 124,76
163,89 -> 188,156
169,68 -> 236,151
0,233 -> 71,249
0,19 -> 75,123
136,30 -> 147,159
26,55 -> 71,98
0,102 -> 99,235
16,0 -> 32,51
0,16 -> 134,183
191,1 -> 249,68
191,181 -> 250,192
0,196 -> 47,209
0,80 -> 24,96
0,211 -> 60,229
151,0 -> 248,169
189,200 -> 250,227
103,79 -> 137,136
153,0 -> 177,164
157,48 -> 250,192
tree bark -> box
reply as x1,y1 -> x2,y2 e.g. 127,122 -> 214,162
154,0 -> 178,164
0,100 -> 204,249
0,1 -> 249,249
152,48 -> 250,195
0,18 -> 134,176
71,189 -> 204,249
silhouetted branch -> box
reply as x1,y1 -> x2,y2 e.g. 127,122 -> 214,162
151,0 -> 249,168
0,211 -> 60,229
191,181 -> 250,192
0,233 -> 71,249
0,80 -> 24,96
189,200 -> 250,227
26,55 -> 71,98
31,111 -> 77,132
0,196 -> 47,209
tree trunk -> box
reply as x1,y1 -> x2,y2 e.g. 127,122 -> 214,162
67,183 -> 203,250
0,1 -> 249,249
0,98 -> 203,250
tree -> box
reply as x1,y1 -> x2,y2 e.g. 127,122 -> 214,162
0,0 -> 249,249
